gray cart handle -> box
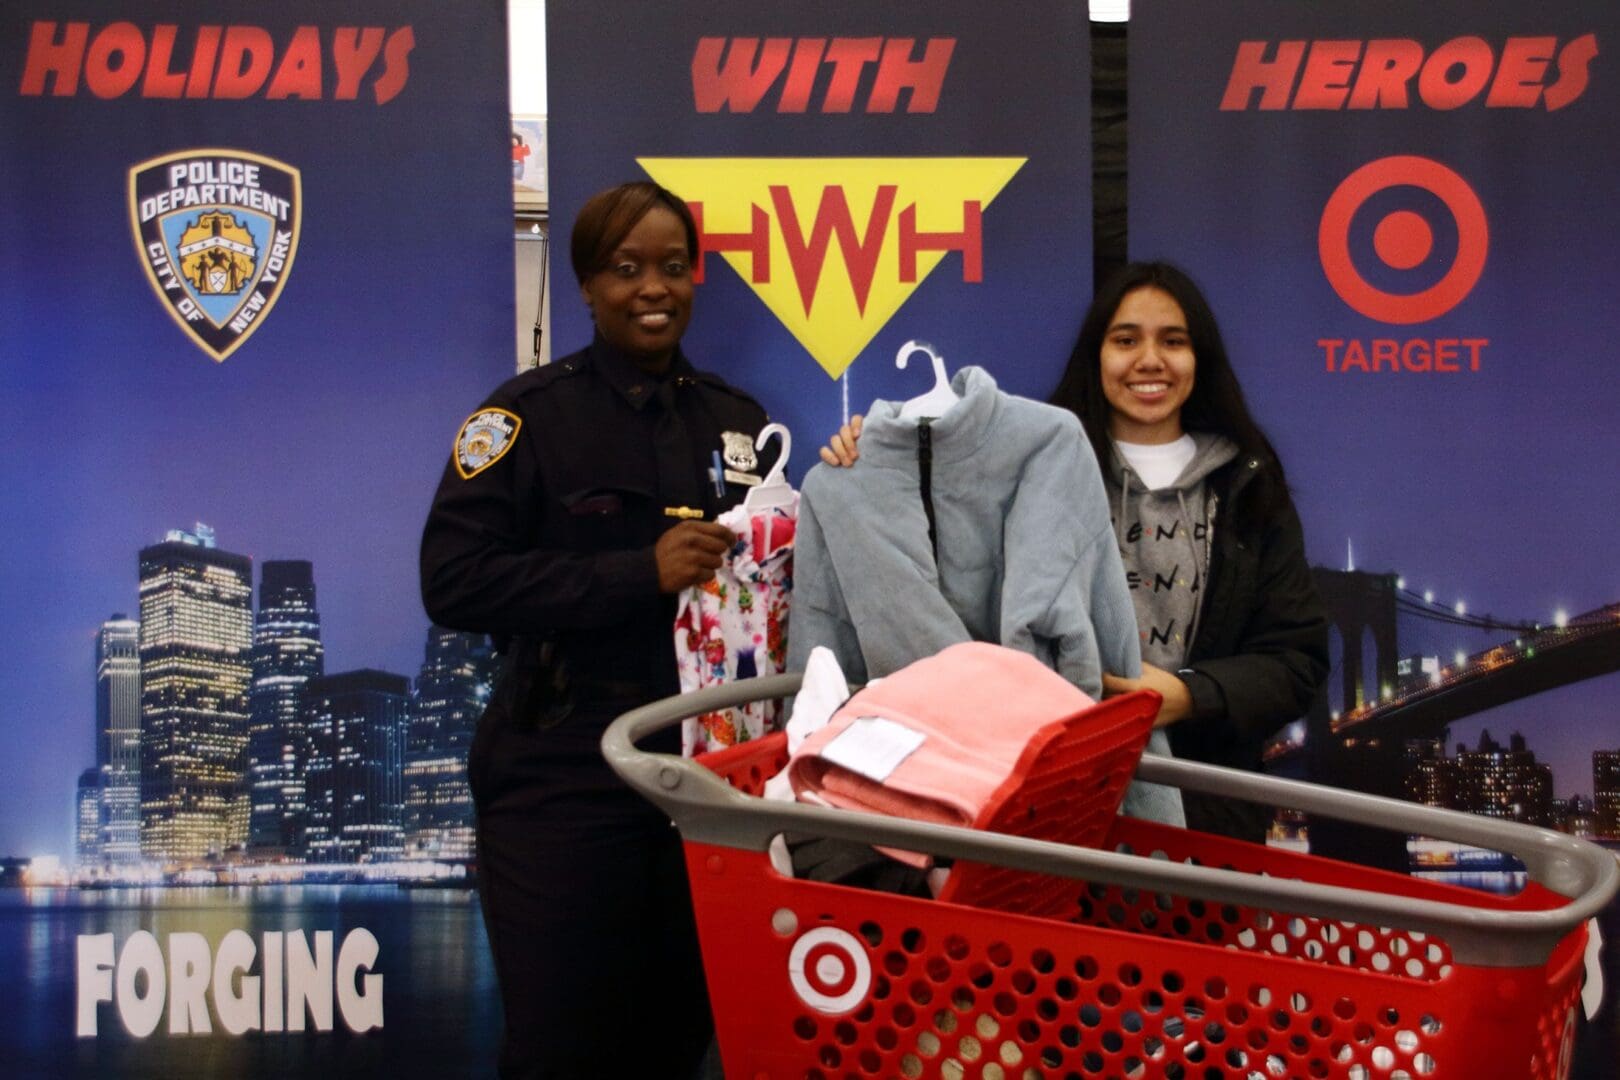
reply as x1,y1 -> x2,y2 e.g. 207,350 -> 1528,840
603,674 -> 1617,968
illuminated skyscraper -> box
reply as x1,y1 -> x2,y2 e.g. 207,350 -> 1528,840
1595,750 -> 1620,839
403,627 -> 495,861
1456,730 -> 1553,827
96,615 -> 142,865
138,525 -> 254,864
1402,736 -> 1457,808
303,670 -> 408,863
76,768 -> 104,867
1560,795 -> 1599,840
247,561 -> 324,860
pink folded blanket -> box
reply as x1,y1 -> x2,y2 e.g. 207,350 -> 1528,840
788,642 -> 1098,865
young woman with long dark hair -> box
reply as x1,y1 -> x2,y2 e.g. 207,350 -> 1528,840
1050,261 -> 1329,842
823,262 -> 1329,842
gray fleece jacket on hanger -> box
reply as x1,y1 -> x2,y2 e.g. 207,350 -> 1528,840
789,365 -> 1183,826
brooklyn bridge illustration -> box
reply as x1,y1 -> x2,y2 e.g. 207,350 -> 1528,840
1265,566 -> 1620,870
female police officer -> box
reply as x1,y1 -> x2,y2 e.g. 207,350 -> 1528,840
421,182 -> 773,1078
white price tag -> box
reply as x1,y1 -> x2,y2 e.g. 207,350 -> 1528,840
820,716 -> 926,782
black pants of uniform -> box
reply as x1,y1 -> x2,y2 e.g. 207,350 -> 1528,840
471,712 -> 713,1079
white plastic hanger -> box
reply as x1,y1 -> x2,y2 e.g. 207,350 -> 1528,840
742,423 -> 794,555
896,339 -> 960,420
743,423 -> 792,512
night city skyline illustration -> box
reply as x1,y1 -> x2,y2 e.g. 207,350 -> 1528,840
29,522 -> 499,869
9,515 -> 1618,866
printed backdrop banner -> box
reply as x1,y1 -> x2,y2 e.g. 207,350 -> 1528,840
547,0 -> 1093,452
1,3 -> 512,1076
1131,2 -> 1619,1075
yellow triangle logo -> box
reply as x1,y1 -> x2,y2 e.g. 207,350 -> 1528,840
638,157 -> 1025,379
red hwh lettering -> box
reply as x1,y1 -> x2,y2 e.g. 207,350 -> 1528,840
772,184 -> 894,315
689,202 -> 771,284
898,203 -> 982,283
691,37 -> 955,113
688,187 -> 984,317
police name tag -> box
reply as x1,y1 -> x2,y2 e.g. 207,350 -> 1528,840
709,467 -> 761,487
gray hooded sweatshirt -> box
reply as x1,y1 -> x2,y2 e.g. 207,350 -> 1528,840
790,366 -> 1184,825
1108,432 -> 1241,673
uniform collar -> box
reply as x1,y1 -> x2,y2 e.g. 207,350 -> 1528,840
587,333 -> 696,411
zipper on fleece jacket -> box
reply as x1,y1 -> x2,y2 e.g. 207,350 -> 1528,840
918,418 -> 938,560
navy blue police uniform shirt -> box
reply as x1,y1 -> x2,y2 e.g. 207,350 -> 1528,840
420,335 -> 775,762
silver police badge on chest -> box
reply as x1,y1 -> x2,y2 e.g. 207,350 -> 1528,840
720,431 -> 757,472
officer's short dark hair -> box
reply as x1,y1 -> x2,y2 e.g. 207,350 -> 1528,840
570,182 -> 700,284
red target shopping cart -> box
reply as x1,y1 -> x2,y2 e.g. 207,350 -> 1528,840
605,674 -> 1617,1080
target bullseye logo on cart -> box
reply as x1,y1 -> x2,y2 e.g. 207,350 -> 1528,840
787,927 -> 872,1015
1316,155 -> 1492,374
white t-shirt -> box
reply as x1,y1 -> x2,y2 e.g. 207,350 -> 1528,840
1115,435 -> 1197,491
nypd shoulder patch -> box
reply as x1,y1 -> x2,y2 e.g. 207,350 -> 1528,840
454,408 -> 522,479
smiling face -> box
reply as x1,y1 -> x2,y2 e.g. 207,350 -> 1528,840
1099,285 -> 1196,444
579,205 -> 694,373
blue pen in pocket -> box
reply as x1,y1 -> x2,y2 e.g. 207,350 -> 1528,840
710,450 -> 725,496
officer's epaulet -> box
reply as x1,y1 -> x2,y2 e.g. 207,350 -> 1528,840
507,355 -> 587,401
689,369 -> 765,412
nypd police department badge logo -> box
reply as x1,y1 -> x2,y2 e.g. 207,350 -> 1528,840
129,149 -> 302,362
455,408 -> 522,479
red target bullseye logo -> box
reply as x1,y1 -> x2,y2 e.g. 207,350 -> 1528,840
787,927 -> 872,1015
1318,155 -> 1489,325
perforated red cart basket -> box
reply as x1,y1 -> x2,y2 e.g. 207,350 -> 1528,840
605,675 -> 1616,1080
